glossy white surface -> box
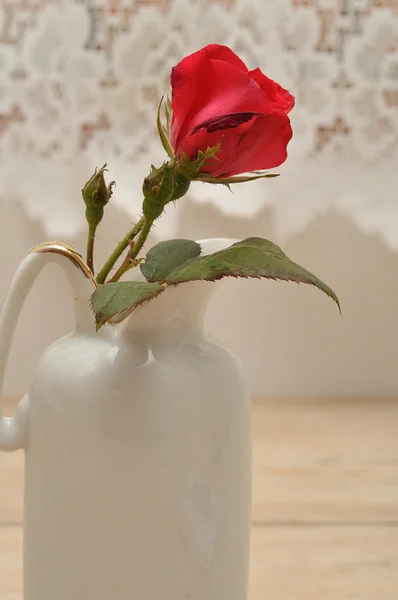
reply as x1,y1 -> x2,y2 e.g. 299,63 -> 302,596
0,239 -> 252,600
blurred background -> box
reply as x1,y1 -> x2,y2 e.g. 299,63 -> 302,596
0,0 -> 397,398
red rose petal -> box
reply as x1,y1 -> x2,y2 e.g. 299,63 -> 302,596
170,48 -> 209,150
181,111 -> 293,177
172,59 -> 270,152
203,44 -> 248,72
249,68 -> 295,114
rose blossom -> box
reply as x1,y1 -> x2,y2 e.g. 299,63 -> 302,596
170,44 -> 294,178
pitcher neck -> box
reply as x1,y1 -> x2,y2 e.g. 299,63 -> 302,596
121,281 -> 216,341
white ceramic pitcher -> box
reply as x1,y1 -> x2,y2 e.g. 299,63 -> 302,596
0,239 -> 252,600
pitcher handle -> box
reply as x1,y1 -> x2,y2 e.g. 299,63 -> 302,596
0,242 -> 96,451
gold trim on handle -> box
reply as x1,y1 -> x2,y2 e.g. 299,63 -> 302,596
28,241 -> 97,288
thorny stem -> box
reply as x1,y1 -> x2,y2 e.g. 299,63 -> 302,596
86,221 -> 97,275
96,215 -> 145,284
109,218 -> 153,283
109,247 -> 139,282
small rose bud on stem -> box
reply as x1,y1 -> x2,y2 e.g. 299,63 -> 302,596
142,163 -> 175,221
96,162 -> 192,284
82,164 -> 114,275
108,165 -> 175,284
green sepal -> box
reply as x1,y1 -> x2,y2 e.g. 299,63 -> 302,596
195,173 -> 280,185
164,96 -> 172,136
178,143 -> 221,179
156,97 -> 174,160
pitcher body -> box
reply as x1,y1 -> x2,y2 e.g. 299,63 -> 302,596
24,327 -> 251,600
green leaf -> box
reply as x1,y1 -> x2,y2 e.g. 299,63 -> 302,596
156,97 -> 174,160
165,237 -> 340,311
140,239 -> 201,282
91,281 -> 164,329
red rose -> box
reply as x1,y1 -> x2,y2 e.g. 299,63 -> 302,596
170,44 -> 294,179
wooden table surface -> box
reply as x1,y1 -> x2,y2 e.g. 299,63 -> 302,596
1,396 -> 397,599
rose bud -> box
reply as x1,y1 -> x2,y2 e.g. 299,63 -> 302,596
170,44 -> 294,179
142,164 -> 175,221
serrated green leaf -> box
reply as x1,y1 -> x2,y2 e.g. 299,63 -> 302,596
91,281 -> 164,329
140,239 -> 201,282
165,237 -> 340,311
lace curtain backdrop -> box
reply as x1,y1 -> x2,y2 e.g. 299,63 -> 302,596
0,0 -> 397,397
0,0 -> 397,243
